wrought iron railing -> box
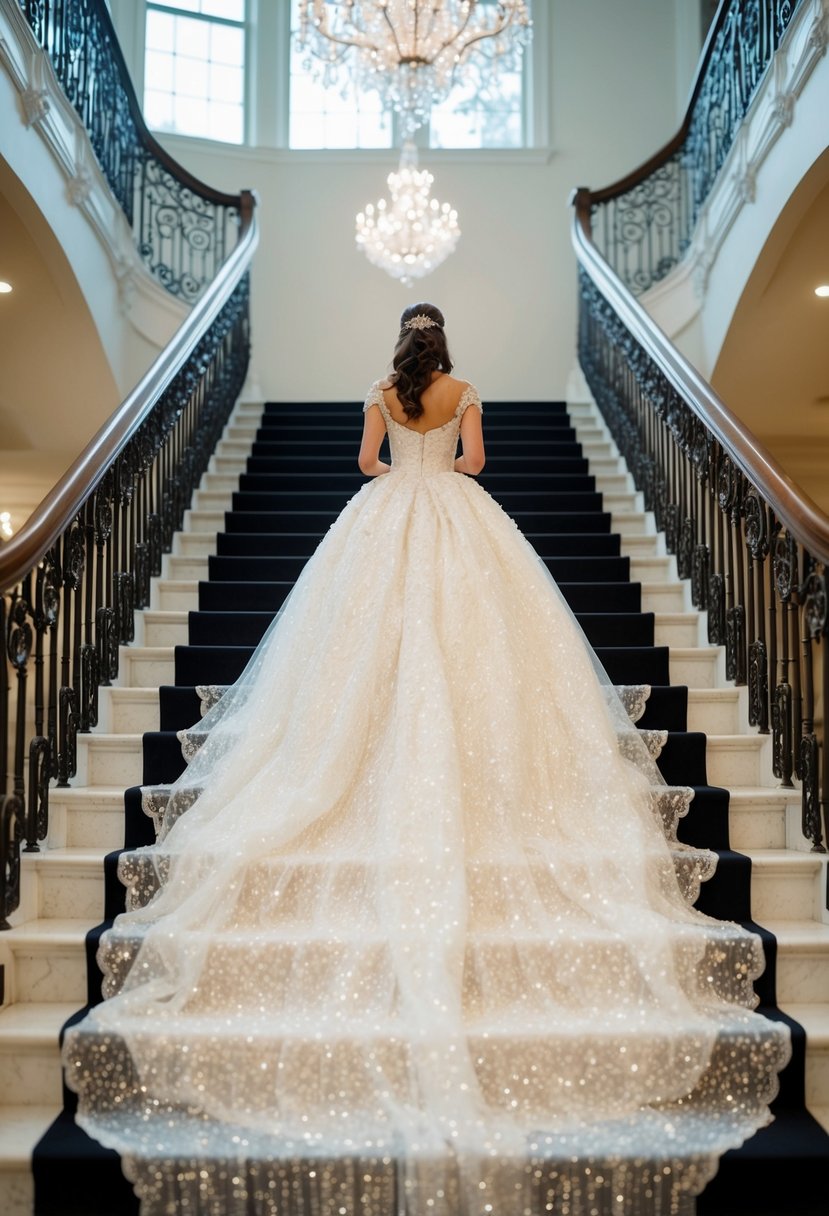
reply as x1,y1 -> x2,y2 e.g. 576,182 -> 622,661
571,0 -> 828,864
17,0 -> 242,301
589,0 -> 804,295
0,194 -> 255,929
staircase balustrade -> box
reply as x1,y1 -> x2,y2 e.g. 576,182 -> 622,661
17,0 -> 243,301
589,0 -> 804,296
572,0 -> 828,868
0,226 -> 254,928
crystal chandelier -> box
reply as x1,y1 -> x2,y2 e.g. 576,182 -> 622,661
297,0 -> 532,138
355,143 -> 460,287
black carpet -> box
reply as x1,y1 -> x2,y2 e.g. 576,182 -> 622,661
32,398 -> 829,1213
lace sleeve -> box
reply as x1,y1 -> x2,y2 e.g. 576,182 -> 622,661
457,383 -> 483,417
363,382 -> 385,413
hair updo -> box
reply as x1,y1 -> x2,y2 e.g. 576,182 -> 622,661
390,302 -> 453,422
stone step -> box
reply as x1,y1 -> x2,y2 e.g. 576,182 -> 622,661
653,613 -> 702,648
686,688 -> 741,734
172,532 -> 218,559
704,733 -> 771,788
0,1003 -> 77,1106
21,850 -> 106,921
0,1105 -> 60,1216
193,490 -> 234,512
744,850 -> 825,922
163,554 -> 210,581
764,921 -> 829,1004
630,556 -> 676,585
184,508 -> 227,533
76,733 -> 143,787
668,646 -> 721,689
202,472 -> 243,494
600,491 -> 641,514
611,511 -> 651,537
727,787 -> 799,852
142,611 -> 189,648
120,645 -> 176,688
47,786 -> 126,850
99,686 -> 159,734
619,533 -> 660,555
798,1013 -> 829,1108
152,579 -> 200,611
640,582 -> 688,613
3,919 -> 93,1003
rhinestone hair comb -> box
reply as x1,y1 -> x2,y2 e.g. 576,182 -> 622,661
403,314 -> 440,331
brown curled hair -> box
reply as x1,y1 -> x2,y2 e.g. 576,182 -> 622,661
390,303 -> 453,422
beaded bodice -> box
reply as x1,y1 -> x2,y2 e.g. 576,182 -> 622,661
363,380 -> 482,476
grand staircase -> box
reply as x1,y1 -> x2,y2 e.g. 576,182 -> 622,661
1,394 -> 827,1214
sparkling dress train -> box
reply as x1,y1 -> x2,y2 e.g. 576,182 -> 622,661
64,384 -> 790,1215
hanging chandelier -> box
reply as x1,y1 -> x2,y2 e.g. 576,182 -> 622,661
355,143 -> 460,287
297,1 -> 532,138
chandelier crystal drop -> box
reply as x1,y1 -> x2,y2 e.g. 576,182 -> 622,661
297,0 -> 532,138
355,143 -> 460,287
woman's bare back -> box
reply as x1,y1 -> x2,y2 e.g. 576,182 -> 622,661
381,372 -> 469,434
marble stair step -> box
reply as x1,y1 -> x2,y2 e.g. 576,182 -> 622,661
0,1003 -> 78,1106
687,688 -> 741,734
703,734 -> 771,787
184,508 -> 227,533
630,555 -> 677,584
742,850 -> 825,922
764,921 -> 829,1003
653,613 -> 703,647
0,1105 -> 61,1216
610,511 -> 651,537
76,733 -> 143,787
142,611 -> 190,647
153,579 -> 200,611
47,787 -> 128,850
201,472 -> 243,493
727,787 -> 800,851
162,554 -> 210,581
640,582 -> 689,613
619,533 -> 660,555
21,849 -> 106,920
668,646 -> 721,688
4,919 -> 94,1003
120,645 -> 176,688
172,532 -> 218,558
779,1003 -> 829,1106
99,686 -> 160,734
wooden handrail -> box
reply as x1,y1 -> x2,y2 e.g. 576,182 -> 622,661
571,190 -> 829,566
0,191 -> 258,597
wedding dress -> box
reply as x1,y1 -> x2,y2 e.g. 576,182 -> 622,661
64,383 -> 790,1216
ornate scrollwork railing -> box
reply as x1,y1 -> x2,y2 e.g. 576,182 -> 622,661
572,204 -> 829,864
17,0 -> 242,301
572,0 -> 828,871
0,196 -> 257,929
589,0 -> 804,295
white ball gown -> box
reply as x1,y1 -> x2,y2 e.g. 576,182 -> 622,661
64,383 -> 790,1216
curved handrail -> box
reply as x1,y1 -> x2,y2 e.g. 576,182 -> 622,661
17,0 -> 244,298
571,190 -> 829,565
584,0 -> 806,294
0,191 -> 257,596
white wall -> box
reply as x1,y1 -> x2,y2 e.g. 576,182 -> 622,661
135,0 -> 696,403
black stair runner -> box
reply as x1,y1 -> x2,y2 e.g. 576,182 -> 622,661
33,400 -> 829,1215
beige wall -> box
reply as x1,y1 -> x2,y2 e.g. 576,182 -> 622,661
141,0 -> 694,402
712,152 -> 829,512
0,175 -> 121,529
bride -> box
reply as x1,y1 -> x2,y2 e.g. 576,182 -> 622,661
65,303 -> 790,1215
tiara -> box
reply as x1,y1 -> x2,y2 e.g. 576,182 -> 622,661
403,314 -> 440,331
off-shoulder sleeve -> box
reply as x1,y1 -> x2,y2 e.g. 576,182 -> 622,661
456,383 -> 483,417
362,381 -> 385,413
